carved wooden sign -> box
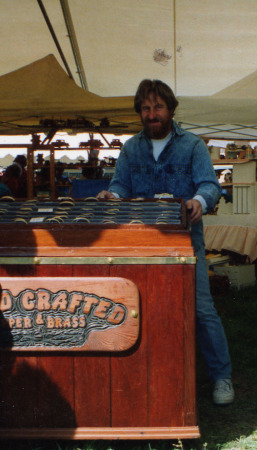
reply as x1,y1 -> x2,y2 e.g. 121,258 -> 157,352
0,277 -> 140,351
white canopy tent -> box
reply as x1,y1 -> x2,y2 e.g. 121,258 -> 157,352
0,0 -> 256,138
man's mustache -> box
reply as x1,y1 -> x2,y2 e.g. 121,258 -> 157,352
146,118 -> 161,123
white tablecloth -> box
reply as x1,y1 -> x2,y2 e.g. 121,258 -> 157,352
203,215 -> 257,262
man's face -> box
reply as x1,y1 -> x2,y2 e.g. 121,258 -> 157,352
140,93 -> 173,139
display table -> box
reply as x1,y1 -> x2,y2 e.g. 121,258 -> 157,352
0,199 -> 199,440
203,214 -> 257,262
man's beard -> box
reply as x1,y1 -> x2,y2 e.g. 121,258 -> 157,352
142,118 -> 172,139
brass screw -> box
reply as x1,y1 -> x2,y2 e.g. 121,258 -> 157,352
131,310 -> 138,318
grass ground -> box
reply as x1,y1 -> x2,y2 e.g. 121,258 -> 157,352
1,284 -> 257,450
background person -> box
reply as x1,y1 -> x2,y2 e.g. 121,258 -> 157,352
0,182 -> 12,197
97,79 -> 235,405
1,154 -> 27,198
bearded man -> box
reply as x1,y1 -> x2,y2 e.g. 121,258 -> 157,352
97,79 -> 234,405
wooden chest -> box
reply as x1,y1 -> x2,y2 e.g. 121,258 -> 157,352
0,199 -> 199,440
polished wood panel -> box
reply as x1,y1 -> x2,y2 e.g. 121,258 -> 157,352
0,217 -> 199,439
110,264 -> 148,427
0,354 -> 38,428
182,265 -> 197,426
37,356 -> 75,428
73,265 -> 110,428
0,426 -> 200,440
0,224 -> 194,257
147,265 -> 184,426
74,354 -> 111,428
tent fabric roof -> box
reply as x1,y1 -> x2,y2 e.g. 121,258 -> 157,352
175,69 -> 257,139
0,54 -> 140,135
0,1 -> 256,138
0,54 -> 100,107
1,0 -> 256,98
212,70 -> 257,99
0,54 -> 257,139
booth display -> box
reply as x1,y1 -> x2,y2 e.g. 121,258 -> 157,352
204,159 -> 257,265
0,198 -> 199,440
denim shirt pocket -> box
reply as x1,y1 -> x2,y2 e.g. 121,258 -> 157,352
165,164 -> 193,198
130,164 -> 154,196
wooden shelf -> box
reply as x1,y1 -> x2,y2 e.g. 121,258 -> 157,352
212,159 -> 255,164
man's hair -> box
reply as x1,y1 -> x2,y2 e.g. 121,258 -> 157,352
134,79 -> 179,113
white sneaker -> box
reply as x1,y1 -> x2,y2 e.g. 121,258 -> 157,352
213,378 -> 235,405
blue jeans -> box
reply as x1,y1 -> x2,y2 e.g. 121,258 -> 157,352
191,221 -> 232,382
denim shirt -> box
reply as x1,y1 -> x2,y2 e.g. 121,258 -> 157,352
109,121 -> 221,211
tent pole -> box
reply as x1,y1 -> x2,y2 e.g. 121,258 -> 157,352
60,0 -> 88,90
37,0 -> 74,80
173,0 -> 177,95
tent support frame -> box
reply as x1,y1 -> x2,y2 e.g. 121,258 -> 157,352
60,0 -> 88,90
37,0 -> 74,80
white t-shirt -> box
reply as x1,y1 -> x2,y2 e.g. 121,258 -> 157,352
152,133 -> 172,161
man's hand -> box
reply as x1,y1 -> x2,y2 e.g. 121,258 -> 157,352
186,199 -> 202,224
96,190 -> 117,200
